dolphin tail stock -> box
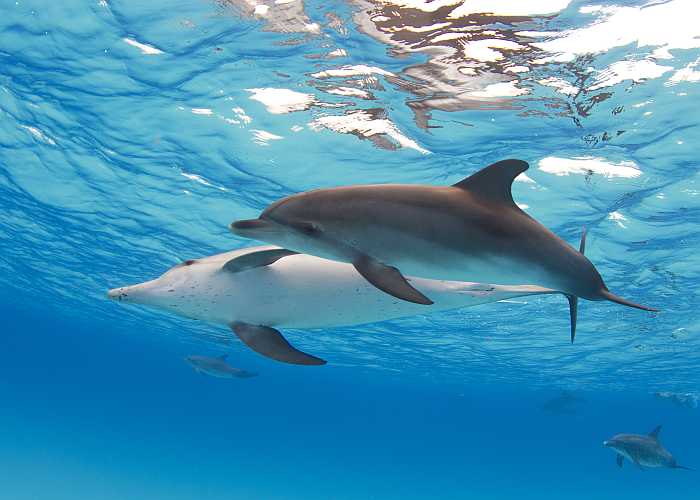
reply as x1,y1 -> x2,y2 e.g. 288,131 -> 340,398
566,294 -> 577,344
598,289 -> 659,312
566,227 -> 587,343
586,225 -> 658,312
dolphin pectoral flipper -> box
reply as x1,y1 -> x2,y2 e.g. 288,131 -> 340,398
353,255 -> 433,305
223,248 -> 299,273
231,322 -> 326,366
616,454 -> 624,468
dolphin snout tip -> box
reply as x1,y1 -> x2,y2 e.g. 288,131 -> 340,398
230,218 -> 261,231
107,287 -> 127,301
230,218 -> 274,236
603,440 -> 610,447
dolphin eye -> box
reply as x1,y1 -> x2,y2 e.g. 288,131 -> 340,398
294,221 -> 321,236
183,260 -> 195,266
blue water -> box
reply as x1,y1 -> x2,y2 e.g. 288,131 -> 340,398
1,0 -> 699,498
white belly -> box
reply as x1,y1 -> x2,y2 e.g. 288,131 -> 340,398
197,254 -> 552,328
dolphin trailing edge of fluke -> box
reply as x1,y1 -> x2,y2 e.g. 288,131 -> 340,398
567,227 -> 586,343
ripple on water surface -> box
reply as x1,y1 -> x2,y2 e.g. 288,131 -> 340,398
0,0 -> 698,391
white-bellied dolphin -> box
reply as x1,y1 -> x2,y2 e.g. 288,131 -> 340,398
108,246 -> 554,365
604,426 -> 692,470
185,354 -> 258,378
229,159 -> 657,341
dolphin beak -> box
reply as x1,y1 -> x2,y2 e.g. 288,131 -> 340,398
229,218 -> 278,237
107,280 -> 157,304
603,440 -> 610,447
107,287 -> 128,301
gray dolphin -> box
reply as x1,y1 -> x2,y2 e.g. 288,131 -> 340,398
604,426 -> 692,470
541,390 -> 584,415
230,159 -> 656,341
185,354 -> 258,379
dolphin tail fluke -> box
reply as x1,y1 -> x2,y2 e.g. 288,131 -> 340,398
599,289 -> 659,312
567,227 -> 587,343
566,294 -> 577,343
579,226 -> 658,313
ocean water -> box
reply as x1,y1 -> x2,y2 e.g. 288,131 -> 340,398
1,0 -> 699,498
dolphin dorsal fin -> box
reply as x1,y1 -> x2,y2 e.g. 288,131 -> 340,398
452,159 -> 529,205
649,425 -> 662,441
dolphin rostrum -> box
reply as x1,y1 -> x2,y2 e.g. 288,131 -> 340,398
229,159 -> 657,341
185,354 -> 258,379
604,426 -> 692,470
108,245 -> 555,365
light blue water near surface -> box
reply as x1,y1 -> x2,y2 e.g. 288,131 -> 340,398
1,0 -> 699,498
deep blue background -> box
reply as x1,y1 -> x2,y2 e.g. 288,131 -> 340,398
2,298 -> 698,499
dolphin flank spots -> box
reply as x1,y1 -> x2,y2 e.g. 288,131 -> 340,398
108,246 -> 555,365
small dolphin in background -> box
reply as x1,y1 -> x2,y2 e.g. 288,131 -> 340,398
604,426 -> 692,470
108,246 -> 554,366
230,159 -> 657,341
654,391 -> 699,409
185,354 -> 258,379
541,390 -> 584,415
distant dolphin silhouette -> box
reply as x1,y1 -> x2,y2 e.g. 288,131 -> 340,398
185,354 -> 258,379
108,246 -> 554,365
654,391 -> 699,409
604,426 -> 692,470
541,390 -> 584,415
230,159 -> 657,341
